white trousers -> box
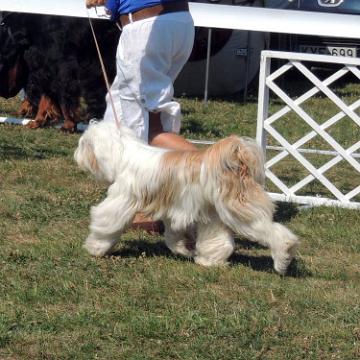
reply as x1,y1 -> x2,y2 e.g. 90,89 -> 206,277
103,11 -> 194,142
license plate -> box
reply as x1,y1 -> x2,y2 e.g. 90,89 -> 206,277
299,45 -> 357,58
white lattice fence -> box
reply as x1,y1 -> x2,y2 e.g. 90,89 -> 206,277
257,50 -> 360,209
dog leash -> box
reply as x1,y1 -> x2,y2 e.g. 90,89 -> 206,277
86,7 -> 122,129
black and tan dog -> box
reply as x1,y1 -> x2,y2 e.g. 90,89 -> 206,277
0,12 -> 119,131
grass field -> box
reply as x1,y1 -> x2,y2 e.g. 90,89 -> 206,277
1,85 -> 360,359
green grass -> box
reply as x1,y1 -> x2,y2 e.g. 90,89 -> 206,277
1,89 -> 360,359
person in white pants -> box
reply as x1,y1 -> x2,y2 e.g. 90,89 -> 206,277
86,0 -> 197,231
87,0 -> 196,150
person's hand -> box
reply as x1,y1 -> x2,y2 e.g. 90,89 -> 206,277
86,0 -> 107,9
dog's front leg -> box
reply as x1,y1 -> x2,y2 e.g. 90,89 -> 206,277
84,196 -> 137,257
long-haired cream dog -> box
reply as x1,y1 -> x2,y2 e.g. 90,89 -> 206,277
74,121 -> 299,274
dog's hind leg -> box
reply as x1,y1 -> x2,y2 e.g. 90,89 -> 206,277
164,221 -> 196,258
84,196 -> 137,257
194,220 -> 234,266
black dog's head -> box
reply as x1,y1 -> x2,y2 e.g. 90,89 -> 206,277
0,12 -> 30,98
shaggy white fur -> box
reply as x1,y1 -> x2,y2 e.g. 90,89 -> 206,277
74,121 -> 299,274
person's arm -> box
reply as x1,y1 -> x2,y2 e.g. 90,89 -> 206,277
86,0 -> 119,21
86,0 -> 107,9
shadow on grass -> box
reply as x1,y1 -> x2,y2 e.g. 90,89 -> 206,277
113,238 -> 311,278
112,239 -> 172,259
230,252 -> 310,278
235,238 -> 263,250
274,202 -> 299,222
286,258 -> 312,278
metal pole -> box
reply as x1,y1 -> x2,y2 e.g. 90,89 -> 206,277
243,30 -> 250,102
204,28 -> 212,104
256,52 -> 271,155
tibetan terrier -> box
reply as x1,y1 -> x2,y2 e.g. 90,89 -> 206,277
74,121 -> 299,274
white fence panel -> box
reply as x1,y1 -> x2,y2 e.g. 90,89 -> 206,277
257,50 -> 360,209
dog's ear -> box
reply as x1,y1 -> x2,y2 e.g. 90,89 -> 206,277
75,138 -> 100,175
75,122 -> 121,184
84,141 -> 100,174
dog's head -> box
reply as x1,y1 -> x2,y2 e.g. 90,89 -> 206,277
74,121 -> 123,183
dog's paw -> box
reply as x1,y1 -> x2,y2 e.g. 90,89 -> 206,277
167,240 -> 195,258
83,236 -> 116,257
194,256 -> 229,267
272,236 -> 299,275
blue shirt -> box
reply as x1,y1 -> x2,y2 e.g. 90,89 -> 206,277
106,0 -> 182,20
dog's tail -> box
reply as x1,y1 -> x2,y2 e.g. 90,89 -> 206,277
203,135 -> 265,186
202,135 -> 274,228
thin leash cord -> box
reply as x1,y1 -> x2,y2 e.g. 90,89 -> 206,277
86,8 -> 121,128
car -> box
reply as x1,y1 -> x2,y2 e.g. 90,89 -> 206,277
265,0 -> 360,58
175,0 -> 266,96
